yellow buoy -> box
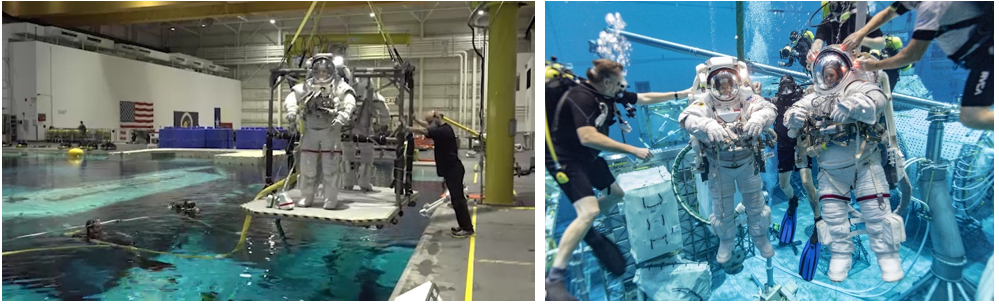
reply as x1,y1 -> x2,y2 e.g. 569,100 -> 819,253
68,148 -> 84,159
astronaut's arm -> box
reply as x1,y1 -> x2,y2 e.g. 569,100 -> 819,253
678,101 -> 721,142
843,83 -> 887,125
336,93 -> 357,125
783,97 -> 815,133
283,92 -> 299,123
746,95 -> 777,127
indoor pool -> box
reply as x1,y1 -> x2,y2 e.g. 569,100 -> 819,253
1,153 -> 441,301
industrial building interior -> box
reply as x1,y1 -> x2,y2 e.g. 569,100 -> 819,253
2,1 -> 535,301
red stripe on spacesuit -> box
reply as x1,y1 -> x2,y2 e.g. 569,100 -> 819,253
819,194 -> 851,201
856,193 -> 890,202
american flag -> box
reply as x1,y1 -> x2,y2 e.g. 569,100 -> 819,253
120,101 -> 154,140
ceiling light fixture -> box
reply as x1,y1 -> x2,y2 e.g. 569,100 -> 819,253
369,12 -> 375,17
478,10 -> 485,15
269,19 -> 276,24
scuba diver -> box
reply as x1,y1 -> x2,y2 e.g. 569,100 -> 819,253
168,200 -> 201,217
284,53 -> 357,210
343,77 -> 392,193
544,58 -> 692,301
71,218 -> 136,246
869,35 -> 913,91
779,30 -> 815,70
807,1 -> 886,68
680,57 -> 777,265
770,74 -> 821,247
784,46 -> 905,283
842,1 -> 993,130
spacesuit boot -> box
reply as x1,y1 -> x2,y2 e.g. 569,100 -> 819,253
321,140 -> 345,210
828,252 -> 853,282
877,252 -> 903,282
357,142 -> 375,191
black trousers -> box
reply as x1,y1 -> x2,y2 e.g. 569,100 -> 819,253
442,166 -> 473,232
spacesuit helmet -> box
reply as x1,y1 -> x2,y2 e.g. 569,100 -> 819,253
704,57 -> 743,102
811,46 -> 853,92
305,54 -> 338,91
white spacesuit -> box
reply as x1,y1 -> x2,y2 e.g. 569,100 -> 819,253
284,54 -> 356,210
343,77 -> 392,192
784,46 -> 903,282
679,57 -> 777,264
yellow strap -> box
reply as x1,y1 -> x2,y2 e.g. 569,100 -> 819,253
367,2 -> 394,46
544,110 -> 560,166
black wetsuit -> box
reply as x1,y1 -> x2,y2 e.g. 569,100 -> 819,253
771,76 -> 804,173
546,83 -> 639,203
815,12 -> 883,53
782,35 -> 814,70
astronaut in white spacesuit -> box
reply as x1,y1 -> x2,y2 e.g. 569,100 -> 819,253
679,57 -> 777,265
784,46 -> 904,282
283,54 -> 356,210
343,77 -> 392,192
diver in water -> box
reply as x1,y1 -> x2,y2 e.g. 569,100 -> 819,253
169,200 -> 201,217
71,218 -> 137,246
784,46 -> 905,283
770,74 -> 822,248
868,35 -> 913,92
807,1 -> 885,68
779,30 -> 815,70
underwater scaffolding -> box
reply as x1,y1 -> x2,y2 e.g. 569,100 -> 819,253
2,166 -> 225,219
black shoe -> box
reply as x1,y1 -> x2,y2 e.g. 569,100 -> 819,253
451,227 -> 462,233
583,227 -> 626,276
450,229 -> 474,238
545,279 -> 578,301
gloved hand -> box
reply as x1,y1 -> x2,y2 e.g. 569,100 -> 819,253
743,121 -> 763,138
705,122 -> 731,143
285,112 -> 297,124
830,102 -> 851,123
785,110 -> 807,130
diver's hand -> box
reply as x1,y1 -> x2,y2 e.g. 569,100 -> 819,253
841,32 -> 865,52
806,49 -> 820,67
705,123 -> 731,144
855,58 -> 878,71
628,146 -> 653,162
830,103 -> 852,123
743,121 -> 763,138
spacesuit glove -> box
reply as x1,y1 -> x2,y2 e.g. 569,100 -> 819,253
705,122 -> 730,144
285,113 -> 297,124
830,103 -> 851,123
743,121 -> 763,139
785,109 -> 807,130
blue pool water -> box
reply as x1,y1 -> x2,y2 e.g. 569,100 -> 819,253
545,1 -> 994,301
2,153 -> 441,301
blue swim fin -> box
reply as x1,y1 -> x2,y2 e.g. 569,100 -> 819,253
798,220 -> 821,282
778,196 -> 798,244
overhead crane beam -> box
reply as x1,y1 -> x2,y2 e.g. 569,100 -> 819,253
3,1 -> 410,27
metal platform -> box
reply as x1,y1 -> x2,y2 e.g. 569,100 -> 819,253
240,187 -> 418,227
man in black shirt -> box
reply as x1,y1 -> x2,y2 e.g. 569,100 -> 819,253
807,1 -> 886,68
411,110 -> 473,238
544,59 -> 693,300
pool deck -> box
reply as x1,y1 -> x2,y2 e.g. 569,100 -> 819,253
390,151 -> 536,301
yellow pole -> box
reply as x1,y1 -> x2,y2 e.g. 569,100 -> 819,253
484,1 -> 515,206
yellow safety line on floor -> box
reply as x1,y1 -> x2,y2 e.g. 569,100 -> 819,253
464,206 -> 478,301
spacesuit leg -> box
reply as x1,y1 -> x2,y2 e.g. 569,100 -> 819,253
854,163 -> 902,282
358,141 -> 375,191
708,165 -> 739,264
342,140 -> 358,190
297,130 -> 321,207
320,128 -> 343,210
736,162 -> 774,258
817,166 -> 858,282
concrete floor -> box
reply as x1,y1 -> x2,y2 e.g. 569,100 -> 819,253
390,149 -> 536,301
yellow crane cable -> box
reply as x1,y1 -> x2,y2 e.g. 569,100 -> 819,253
367,1 -> 394,46
305,2 -> 326,56
283,1 -> 320,65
